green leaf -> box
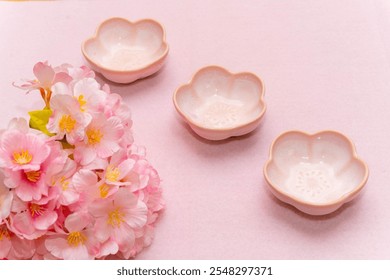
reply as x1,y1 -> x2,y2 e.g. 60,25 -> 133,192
28,109 -> 54,136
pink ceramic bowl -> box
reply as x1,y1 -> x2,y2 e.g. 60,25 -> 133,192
82,17 -> 169,84
263,130 -> 369,215
173,66 -> 266,141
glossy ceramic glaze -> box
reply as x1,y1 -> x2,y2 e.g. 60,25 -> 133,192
82,17 -> 169,83
173,66 -> 266,140
263,130 -> 369,215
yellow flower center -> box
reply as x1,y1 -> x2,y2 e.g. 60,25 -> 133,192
0,227 -> 10,241
86,128 -> 103,145
107,208 -> 125,228
56,176 -> 70,191
59,114 -> 76,133
67,231 -> 87,247
13,150 -> 33,165
77,94 -> 87,112
25,170 -> 41,182
61,180 -> 70,191
29,203 -> 44,218
99,183 -> 110,198
105,165 -> 120,182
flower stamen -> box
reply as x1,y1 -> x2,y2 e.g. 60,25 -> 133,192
0,226 -> 10,241
99,183 -> 110,198
59,114 -> 76,133
13,150 -> 33,165
107,208 -> 125,228
86,129 -> 103,145
105,165 -> 120,182
67,231 -> 87,247
29,203 -> 44,218
25,170 -> 41,182
77,94 -> 87,112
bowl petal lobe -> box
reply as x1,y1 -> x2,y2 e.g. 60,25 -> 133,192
173,66 -> 265,140
192,67 -> 231,100
82,17 -> 169,83
271,131 -> 311,171
134,21 -> 164,54
310,131 -> 355,172
264,130 -> 369,215
98,18 -> 136,50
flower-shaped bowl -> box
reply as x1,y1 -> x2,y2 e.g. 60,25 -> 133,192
263,130 -> 369,215
173,66 -> 266,140
82,17 -> 169,84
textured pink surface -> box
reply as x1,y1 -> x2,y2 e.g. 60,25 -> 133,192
1,0 -> 390,259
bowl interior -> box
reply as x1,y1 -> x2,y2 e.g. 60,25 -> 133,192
175,67 -> 264,129
84,18 -> 167,71
266,132 -> 367,204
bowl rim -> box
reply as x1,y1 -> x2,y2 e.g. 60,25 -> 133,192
263,129 -> 369,208
81,17 -> 169,74
172,65 -> 266,132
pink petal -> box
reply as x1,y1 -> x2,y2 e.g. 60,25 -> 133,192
11,212 -> 36,236
115,188 -> 138,209
33,211 -> 58,230
8,236 -> 36,259
72,169 -> 97,193
117,159 -> 135,180
89,198 -> 113,218
96,141 -> 119,159
0,238 -> 11,259
109,149 -> 127,166
0,187 -> 13,220
115,103 -> 132,123
13,173 -> 49,201
104,117 -> 124,140
62,244 -> 92,260
79,146 -> 97,166
123,200 -> 148,229
113,222 -> 135,252
45,237 -> 68,259
64,212 -> 91,232
92,217 -> 111,242
7,118 -> 29,134
53,72 -> 72,85
25,134 -> 51,165
97,239 -> 119,258
33,62 -> 55,88
51,82 -> 71,95
59,189 -> 79,206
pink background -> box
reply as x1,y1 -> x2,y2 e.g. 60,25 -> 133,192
1,0 -> 390,259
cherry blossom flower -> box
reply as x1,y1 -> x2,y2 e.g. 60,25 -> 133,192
0,130 -> 51,172
72,78 -> 107,117
102,92 -> 133,146
47,94 -> 89,144
3,141 -> 67,202
13,61 -> 72,108
89,188 -> 147,254
101,150 -> 135,187
0,221 -> 36,259
2,62 -> 164,259
73,114 -> 124,165
9,193 -> 58,240
71,169 -> 100,211
124,154 -> 160,192
49,158 -> 79,206
45,212 -> 99,260
13,61 -> 72,93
